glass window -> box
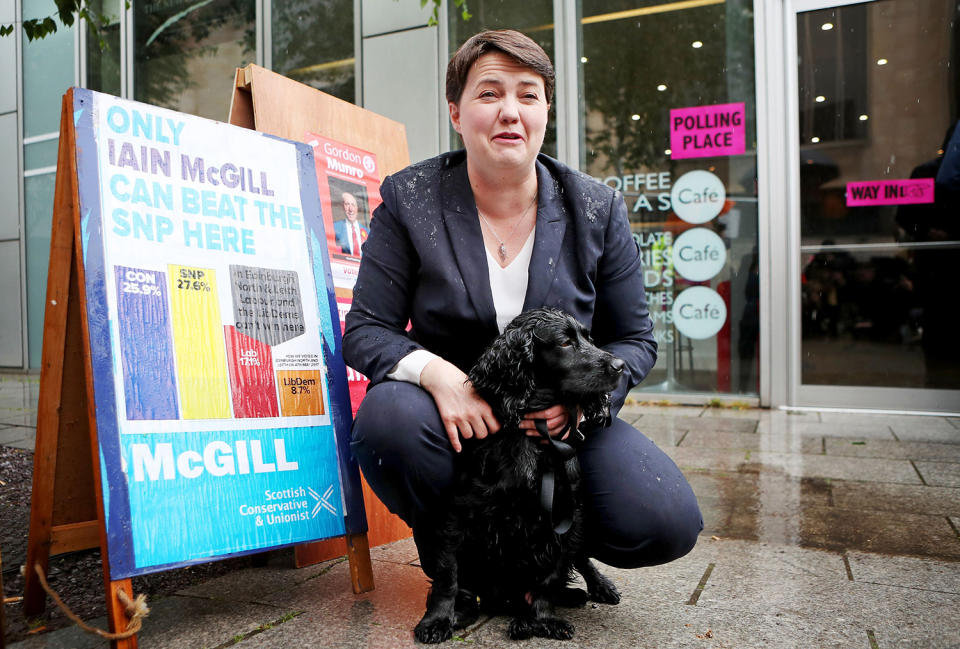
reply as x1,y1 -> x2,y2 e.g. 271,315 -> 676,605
447,0 -> 557,158
24,140 -> 59,169
22,1 -> 74,138
580,0 -> 759,395
134,0 -> 255,120
25,174 -> 57,368
797,0 -> 960,391
86,0 -> 122,96
271,0 -> 356,103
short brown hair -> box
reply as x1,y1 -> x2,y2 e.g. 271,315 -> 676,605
446,30 -> 555,105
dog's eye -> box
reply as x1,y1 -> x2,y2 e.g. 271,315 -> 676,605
559,340 -> 573,348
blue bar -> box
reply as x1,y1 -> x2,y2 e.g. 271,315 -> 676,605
115,265 -> 180,420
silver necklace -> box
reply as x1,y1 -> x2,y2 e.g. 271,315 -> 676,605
477,192 -> 538,263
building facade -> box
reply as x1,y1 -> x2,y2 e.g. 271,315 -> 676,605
1,0 -> 958,413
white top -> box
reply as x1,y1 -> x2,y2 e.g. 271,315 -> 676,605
386,227 -> 536,385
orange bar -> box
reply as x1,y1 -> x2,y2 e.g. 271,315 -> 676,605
276,370 -> 325,416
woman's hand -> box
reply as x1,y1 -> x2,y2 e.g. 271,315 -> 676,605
519,405 -> 582,441
420,358 -> 500,453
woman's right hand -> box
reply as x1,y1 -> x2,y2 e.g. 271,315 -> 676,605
420,358 -> 500,453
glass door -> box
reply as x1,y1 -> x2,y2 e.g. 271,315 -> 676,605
789,0 -> 960,411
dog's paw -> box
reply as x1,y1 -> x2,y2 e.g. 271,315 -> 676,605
588,576 -> 621,605
553,586 -> 588,608
509,616 -> 575,640
453,591 -> 480,629
414,617 -> 454,644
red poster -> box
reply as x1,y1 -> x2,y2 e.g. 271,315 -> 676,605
307,134 -> 382,413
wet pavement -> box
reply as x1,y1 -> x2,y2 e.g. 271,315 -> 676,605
2,372 -> 960,648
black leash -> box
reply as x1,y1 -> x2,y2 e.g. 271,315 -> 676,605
533,418 -> 577,535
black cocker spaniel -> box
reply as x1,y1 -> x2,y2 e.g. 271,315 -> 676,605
414,307 -> 625,643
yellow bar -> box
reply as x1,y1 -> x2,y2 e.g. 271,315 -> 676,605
168,264 -> 232,419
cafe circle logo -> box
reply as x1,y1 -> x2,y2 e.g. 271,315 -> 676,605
672,228 -> 727,281
672,286 -> 727,340
670,170 -> 726,224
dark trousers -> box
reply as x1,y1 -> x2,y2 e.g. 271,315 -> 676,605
350,381 -> 703,574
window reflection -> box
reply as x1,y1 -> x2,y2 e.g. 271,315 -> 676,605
447,0 -> 556,157
86,0 -> 121,96
580,0 -> 759,395
134,0 -> 255,120
272,0 -> 355,103
798,0 -> 960,390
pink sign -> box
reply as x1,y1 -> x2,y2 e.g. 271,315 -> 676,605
670,102 -> 745,159
846,178 -> 935,206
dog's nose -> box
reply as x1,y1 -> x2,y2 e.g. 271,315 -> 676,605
610,358 -> 625,374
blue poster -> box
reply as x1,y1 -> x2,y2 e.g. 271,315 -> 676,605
71,88 -> 365,578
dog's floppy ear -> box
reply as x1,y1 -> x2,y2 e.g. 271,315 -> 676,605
468,318 -> 539,425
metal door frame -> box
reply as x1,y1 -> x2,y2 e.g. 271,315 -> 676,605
765,0 -> 960,413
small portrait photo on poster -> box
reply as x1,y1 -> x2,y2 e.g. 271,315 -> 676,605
328,176 -> 371,259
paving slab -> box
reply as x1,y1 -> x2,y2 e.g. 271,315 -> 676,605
797,506 -> 960,559
463,594 -> 869,649
628,416 -> 699,435
667,415 -> 759,433
175,556 -> 347,603
0,409 -> 36,427
823,437 -> 960,461
831,481 -> 960,516
756,419 -> 898,440
846,552 -> 960,594
699,407 -> 765,420
681,430 -> 821,454
668,447 -> 922,484
890,423 -> 960,444
4,435 -> 35,451
8,597 -> 284,649
138,596 -> 286,649
638,427 -> 688,449
914,460 -> 960,488
368,536 -> 419,566
697,560 -> 960,633
688,471 -> 833,544
0,426 -> 33,446
625,404 -> 705,418
818,411 -> 954,428
244,560 -> 432,647
687,537 -> 849,580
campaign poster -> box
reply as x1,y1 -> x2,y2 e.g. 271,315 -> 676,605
670,102 -> 746,159
307,134 -> 383,413
71,88 -> 364,578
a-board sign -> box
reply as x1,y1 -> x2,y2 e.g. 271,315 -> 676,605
72,88 -> 365,578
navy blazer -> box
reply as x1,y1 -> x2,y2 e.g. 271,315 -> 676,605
342,150 -> 657,415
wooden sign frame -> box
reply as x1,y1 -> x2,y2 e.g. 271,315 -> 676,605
228,65 -> 413,568
24,89 -> 139,646
23,87 -> 377,648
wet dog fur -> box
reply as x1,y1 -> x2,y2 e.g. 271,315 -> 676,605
414,308 -> 625,643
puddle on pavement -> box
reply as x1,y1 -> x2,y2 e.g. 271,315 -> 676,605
688,466 -> 960,561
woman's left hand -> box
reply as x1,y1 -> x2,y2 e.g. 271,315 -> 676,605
519,405 -> 581,440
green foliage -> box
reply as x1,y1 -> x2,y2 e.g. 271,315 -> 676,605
1,0 -> 128,47
417,0 -> 471,26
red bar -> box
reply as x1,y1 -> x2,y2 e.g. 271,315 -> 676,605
224,325 -> 279,418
